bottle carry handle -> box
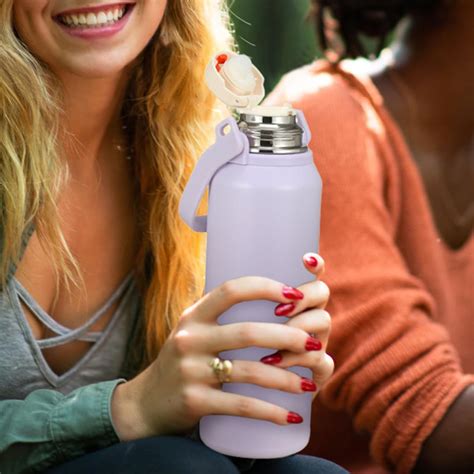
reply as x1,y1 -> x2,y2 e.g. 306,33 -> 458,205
179,117 -> 247,232
295,109 -> 311,147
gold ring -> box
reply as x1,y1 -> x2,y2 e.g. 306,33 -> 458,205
209,357 -> 233,383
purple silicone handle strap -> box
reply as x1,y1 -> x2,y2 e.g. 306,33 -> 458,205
179,117 -> 246,232
295,109 -> 312,147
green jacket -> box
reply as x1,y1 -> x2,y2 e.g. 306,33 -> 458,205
0,222 -> 146,474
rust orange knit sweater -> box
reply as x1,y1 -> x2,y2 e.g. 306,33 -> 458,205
265,60 -> 474,473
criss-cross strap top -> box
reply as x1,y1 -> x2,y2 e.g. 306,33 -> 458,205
0,270 -> 141,398
13,272 -> 134,348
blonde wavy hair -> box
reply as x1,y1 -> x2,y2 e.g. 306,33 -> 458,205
0,0 -> 234,367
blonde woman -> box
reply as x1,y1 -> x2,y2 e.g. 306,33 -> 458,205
0,1 -> 344,473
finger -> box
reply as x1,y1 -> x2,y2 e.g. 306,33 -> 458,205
265,349 -> 334,379
251,308 -> 331,369
259,351 -> 334,402
256,308 -> 332,375
208,321 -> 323,354
183,276 -> 306,324
284,308 -> 331,348
303,252 -> 325,277
311,352 -> 335,386
203,359 -> 317,395
202,388 -> 305,426
179,355 -> 317,395
273,279 -> 330,317
309,353 -> 335,401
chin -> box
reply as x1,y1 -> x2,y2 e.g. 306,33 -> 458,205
54,50 -> 139,79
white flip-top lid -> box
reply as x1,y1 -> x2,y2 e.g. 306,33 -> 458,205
205,51 -> 296,117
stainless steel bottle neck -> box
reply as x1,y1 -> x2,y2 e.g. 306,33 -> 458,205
237,113 -> 307,154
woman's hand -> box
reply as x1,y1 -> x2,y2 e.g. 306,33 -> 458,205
260,253 -> 333,401
111,252 -> 333,440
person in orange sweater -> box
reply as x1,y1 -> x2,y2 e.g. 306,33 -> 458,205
264,1 -> 473,473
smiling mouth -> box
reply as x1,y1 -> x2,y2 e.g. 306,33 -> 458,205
54,3 -> 134,28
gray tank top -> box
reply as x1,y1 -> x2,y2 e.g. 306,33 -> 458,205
0,224 -> 142,400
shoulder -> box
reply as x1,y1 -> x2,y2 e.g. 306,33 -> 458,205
265,59 -> 387,190
265,59 -> 367,123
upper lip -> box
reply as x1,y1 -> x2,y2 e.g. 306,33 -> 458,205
54,2 -> 134,17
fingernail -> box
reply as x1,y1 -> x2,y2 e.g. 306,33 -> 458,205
287,411 -> 303,424
282,286 -> 304,300
305,336 -> 322,351
304,255 -> 318,268
260,352 -> 282,365
274,302 -> 295,316
301,377 -> 317,392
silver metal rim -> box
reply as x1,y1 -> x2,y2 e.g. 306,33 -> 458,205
238,113 -> 306,154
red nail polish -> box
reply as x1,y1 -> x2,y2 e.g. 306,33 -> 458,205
282,285 -> 304,300
301,377 -> 317,392
305,336 -> 322,351
260,352 -> 282,365
274,302 -> 295,316
305,256 -> 318,267
287,411 -> 303,424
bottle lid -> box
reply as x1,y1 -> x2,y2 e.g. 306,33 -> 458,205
205,51 -> 265,111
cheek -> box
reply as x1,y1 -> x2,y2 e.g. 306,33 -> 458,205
140,0 -> 167,41
12,0 -> 53,62
12,0 -> 48,33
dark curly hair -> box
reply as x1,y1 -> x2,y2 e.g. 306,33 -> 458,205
313,0 -> 442,60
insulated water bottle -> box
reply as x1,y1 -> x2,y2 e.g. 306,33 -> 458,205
179,51 -> 322,459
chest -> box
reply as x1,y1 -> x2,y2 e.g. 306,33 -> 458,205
13,162 -> 139,376
412,150 -> 474,250
370,72 -> 474,249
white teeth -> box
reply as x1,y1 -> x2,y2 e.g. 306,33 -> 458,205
97,11 -> 107,23
59,6 -> 127,28
86,12 -> 97,25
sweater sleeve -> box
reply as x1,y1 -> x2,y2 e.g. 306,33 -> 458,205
265,68 -> 474,473
0,379 -> 124,474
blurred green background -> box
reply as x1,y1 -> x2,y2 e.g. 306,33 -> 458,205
226,0 -> 320,93
226,0 -> 390,94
